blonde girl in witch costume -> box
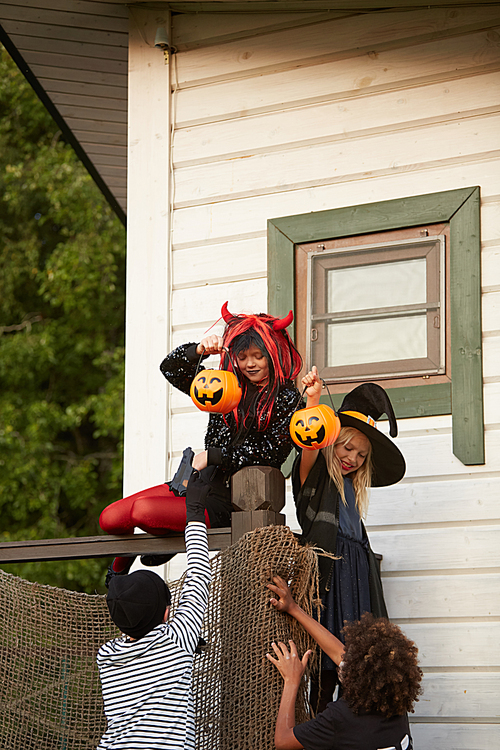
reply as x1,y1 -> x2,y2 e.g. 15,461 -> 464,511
292,366 -> 406,712
100,303 -> 302,579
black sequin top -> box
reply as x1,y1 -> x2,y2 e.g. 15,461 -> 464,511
160,343 -> 303,474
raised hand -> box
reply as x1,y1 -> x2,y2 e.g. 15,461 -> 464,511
267,575 -> 297,615
266,640 -> 312,686
301,365 -> 322,405
196,335 -> 224,356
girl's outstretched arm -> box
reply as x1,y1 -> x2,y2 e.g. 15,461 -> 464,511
298,366 -> 323,486
267,576 -> 344,666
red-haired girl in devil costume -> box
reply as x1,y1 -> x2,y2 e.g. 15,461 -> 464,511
100,302 -> 303,579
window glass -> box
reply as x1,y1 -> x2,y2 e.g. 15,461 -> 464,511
327,258 -> 426,313
308,235 -> 445,382
327,315 -> 427,367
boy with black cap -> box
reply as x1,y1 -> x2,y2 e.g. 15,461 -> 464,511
96,476 -> 210,750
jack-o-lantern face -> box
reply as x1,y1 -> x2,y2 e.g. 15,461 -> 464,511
190,370 -> 242,414
290,404 -> 341,450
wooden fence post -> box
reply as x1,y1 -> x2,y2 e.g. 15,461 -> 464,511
230,466 -> 285,544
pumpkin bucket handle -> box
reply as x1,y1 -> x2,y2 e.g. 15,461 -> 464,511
321,379 -> 339,418
291,378 -> 338,417
292,384 -> 308,413
193,346 -> 242,386
222,346 -> 241,384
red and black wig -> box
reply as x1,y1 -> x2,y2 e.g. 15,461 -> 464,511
219,302 -> 302,431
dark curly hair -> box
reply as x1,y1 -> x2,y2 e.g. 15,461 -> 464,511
340,613 -> 423,718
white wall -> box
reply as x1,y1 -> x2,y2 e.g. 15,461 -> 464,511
128,6 -> 500,745
123,9 -> 172,496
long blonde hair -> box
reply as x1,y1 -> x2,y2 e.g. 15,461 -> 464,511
323,426 -> 373,518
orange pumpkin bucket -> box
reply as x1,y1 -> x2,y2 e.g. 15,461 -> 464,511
290,403 -> 341,451
190,369 -> 242,414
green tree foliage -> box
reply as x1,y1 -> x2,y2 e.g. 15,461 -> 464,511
0,45 -> 126,592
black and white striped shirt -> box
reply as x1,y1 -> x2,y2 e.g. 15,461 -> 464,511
97,522 -> 211,749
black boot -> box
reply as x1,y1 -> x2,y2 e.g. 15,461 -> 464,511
105,556 -> 136,588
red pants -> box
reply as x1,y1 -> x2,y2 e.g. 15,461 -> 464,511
99,483 -> 211,535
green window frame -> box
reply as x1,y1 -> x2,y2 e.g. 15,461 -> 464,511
268,187 -> 484,465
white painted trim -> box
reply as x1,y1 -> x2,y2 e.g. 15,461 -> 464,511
123,8 -> 172,495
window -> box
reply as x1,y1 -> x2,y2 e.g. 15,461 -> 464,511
267,187 -> 483,465
306,234 -> 446,383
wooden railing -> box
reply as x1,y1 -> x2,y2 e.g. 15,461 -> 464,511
0,466 -> 286,564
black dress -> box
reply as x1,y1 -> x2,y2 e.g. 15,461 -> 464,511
321,477 -> 371,670
292,451 -> 387,667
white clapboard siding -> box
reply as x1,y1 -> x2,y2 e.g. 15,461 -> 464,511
171,328 -> 225,352
172,278 -> 268,329
383,574 -> 500,619
175,28 -> 500,126
416,673 -> 500,717
379,414 -> 451,437
171,411 -> 210,456
174,72 -> 500,166
483,334 -> 500,379
366,475 -> 500,526
480,197 -> 500,245
175,7 -> 500,87
394,430 -> 500,479
411,725 -> 500,748
400,622 -> 500,668
172,159 -> 500,247
369,525 -> 500,572
483,287 -> 500,333
484,382 -> 500,423
173,113 -> 500,207
482,243 -> 500,288
172,236 -> 266,289
172,11 -> 333,49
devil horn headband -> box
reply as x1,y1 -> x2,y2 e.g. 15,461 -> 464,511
221,301 -> 293,330
221,301 -> 232,323
273,310 -> 294,330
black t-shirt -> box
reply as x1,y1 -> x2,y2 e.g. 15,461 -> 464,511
293,698 -> 413,750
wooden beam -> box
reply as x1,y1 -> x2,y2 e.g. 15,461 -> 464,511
166,1 -> 498,11
0,529 -> 231,563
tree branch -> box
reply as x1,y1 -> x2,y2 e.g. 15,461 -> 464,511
0,313 -> 43,335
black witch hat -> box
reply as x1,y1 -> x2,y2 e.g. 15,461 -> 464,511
338,383 -> 405,487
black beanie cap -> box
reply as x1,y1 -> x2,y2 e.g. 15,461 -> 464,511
106,569 -> 171,640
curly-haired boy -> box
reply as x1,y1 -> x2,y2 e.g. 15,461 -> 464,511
267,576 -> 422,750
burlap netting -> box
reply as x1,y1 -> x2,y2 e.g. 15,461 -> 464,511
0,526 -> 320,749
